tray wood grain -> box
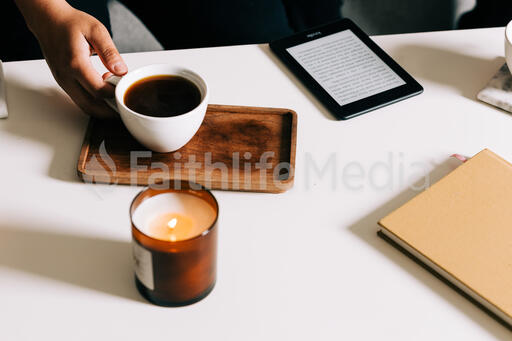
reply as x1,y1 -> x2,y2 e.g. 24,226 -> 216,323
78,104 -> 297,193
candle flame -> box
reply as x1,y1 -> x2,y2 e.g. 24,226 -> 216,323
167,218 -> 177,229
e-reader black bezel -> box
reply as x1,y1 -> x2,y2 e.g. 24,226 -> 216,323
269,19 -> 423,120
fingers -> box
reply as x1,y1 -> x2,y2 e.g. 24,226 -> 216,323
70,53 -> 115,98
86,24 -> 127,76
62,33 -> 116,115
102,72 -> 113,80
60,78 -> 118,119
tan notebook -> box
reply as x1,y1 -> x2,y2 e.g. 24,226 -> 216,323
378,149 -> 512,328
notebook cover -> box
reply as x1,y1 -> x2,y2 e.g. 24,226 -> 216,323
378,149 -> 512,325
377,231 -> 511,330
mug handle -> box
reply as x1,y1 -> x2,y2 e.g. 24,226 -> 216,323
104,75 -> 122,112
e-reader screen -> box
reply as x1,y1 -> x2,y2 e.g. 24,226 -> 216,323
270,19 -> 423,120
286,30 -> 406,106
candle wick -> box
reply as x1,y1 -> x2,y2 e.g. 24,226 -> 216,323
168,218 -> 177,229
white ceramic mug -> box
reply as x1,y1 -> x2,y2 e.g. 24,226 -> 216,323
105,64 -> 209,153
505,20 -> 512,73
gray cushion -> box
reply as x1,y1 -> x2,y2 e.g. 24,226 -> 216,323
108,0 -> 163,53
108,0 -> 477,53
342,0 -> 476,35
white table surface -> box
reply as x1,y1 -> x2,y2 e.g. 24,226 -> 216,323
1,27 -> 511,340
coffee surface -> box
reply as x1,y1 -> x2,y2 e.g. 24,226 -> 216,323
124,75 -> 202,117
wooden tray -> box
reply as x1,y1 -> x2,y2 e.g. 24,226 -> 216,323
77,105 -> 297,193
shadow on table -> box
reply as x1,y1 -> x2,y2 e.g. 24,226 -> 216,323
0,224 -> 146,304
1,77 -> 89,183
348,157 -> 511,339
391,44 -> 505,102
259,42 -> 506,120
258,44 -> 338,121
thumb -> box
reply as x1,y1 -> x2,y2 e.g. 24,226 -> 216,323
87,24 -> 127,76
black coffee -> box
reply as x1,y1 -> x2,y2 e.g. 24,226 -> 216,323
124,75 -> 202,117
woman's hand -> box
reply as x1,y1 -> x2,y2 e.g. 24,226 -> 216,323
16,0 -> 128,118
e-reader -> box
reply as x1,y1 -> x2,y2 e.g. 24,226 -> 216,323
269,19 -> 423,120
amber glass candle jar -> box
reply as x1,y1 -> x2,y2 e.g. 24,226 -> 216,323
130,182 -> 219,306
